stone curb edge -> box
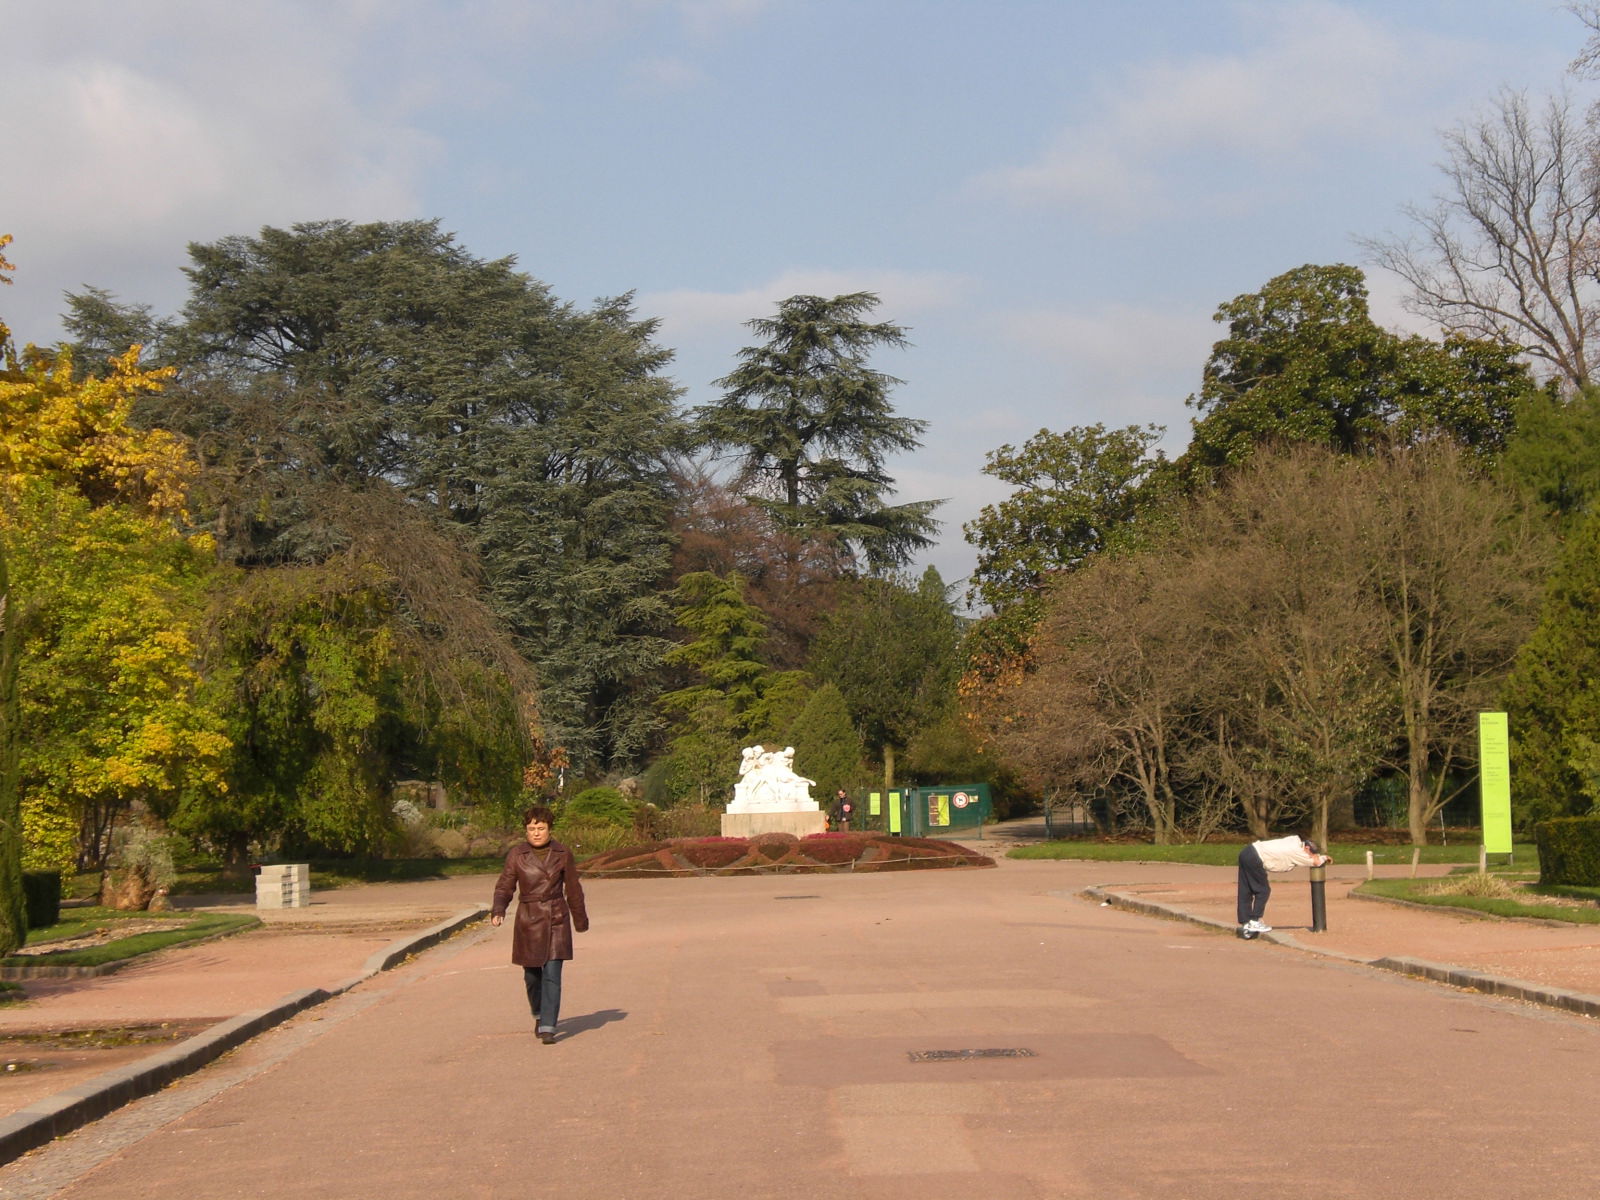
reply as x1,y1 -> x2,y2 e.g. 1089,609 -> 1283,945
1082,887 -> 1600,1019
0,906 -> 488,1166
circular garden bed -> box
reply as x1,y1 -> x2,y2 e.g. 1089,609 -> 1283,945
578,832 -> 995,878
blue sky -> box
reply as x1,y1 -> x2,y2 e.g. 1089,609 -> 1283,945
1,0 -> 1586,599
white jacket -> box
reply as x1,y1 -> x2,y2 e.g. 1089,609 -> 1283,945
1253,835 -> 1319,873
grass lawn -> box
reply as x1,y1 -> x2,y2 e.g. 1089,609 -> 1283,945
1007,840 -> 1537,867
3,909 -> 259,970
1354,875 -> 1600,924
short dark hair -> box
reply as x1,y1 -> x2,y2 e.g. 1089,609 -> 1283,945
522,804 -> 556,827
1301,837 -> 1322,856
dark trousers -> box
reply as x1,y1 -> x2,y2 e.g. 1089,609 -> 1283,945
523,959 -> 564,1031
1237,844 -> 1270,924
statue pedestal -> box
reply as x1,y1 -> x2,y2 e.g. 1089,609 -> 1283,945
721,811 -> 826,838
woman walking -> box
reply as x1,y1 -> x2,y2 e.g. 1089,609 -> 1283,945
490,804 -> 589,1043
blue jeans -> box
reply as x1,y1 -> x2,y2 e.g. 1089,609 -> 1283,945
523,959 -> 563,1031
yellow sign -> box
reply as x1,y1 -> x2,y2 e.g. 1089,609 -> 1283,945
1479,712 -> 1513,855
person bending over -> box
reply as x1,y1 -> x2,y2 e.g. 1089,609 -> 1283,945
1237,834 -> 1330,937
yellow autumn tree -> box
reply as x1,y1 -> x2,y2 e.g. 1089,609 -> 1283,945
0,282 -> 229,880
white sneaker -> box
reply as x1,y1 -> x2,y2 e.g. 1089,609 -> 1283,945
1244,919 -> 1272,933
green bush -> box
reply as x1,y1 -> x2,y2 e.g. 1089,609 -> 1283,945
563,786 -> 633,828
1535,816 -> 1600,886
553,818 -> 636,858
22,871 -> 61,929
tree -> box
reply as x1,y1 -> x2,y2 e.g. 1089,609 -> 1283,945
1361,90 -> 1600,392
0,241 -> 25,951
1167,450 -> 1392,845
985,444 -> 1546,845
783,683 -> 866,803
964,422 -> 1168,653
1180,265 -> 1530,484
71,220 -> 684,771
1499,384 -> 1600,523
1503,508 -> 1600,824
811,567 -> 962,792
0,536 -> 24,954
696,292 -> 941,571
1,336 -> 229,871
655,572 -> 808,804
669,469 -> 845,669
1358,444 -> 1550,843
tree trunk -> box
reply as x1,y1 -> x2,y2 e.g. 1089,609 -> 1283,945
1406,722 -> 1431,845
881,743 -> 896,797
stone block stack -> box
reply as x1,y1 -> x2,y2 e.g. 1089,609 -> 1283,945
255,863 -> 311,909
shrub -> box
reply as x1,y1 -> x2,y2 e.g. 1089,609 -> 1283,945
554,818 -> 637,858
1536,816 -> 1600,886
22,871 -> 61,929
655,803 -> 722,838
563,786 -> 633,828
1429,872 -> 1517,899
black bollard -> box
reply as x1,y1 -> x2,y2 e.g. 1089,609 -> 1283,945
1309,864 -> 1327,933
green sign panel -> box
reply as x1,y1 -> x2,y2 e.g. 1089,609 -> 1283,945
1479,712 -> 1513,855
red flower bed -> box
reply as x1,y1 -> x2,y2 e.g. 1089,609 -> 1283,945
579,833 -> 993,877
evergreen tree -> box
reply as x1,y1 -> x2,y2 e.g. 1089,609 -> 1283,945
1500,384 -> 1600,524
696,292 -> 941,571
68,220 -> 685,771
811,567 -> 963,791
656,572 -> 807,803
1504,509 -> 1600,823
783,682 -> 866,803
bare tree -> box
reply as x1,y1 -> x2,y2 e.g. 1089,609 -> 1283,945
1569,3 -> 1600,79
1171,451 -> 1392,846
1354,444 -> 1551,844
1361,90 -> 1600,392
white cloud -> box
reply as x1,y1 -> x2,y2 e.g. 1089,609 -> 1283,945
973,1 -> 1472,220
631,56 -> 710,90
988,301 -> 1215,441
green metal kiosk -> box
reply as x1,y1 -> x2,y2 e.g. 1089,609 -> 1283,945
867,783 -> 993,837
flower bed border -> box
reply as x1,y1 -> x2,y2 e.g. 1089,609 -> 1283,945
578,833 -> 994,878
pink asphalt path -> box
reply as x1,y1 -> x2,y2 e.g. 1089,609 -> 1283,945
2,854 -> 1599,1199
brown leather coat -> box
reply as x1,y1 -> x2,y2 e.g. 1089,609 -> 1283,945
491,840 -> 589,967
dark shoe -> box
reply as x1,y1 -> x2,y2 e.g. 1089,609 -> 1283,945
538,1029 -> 557,1044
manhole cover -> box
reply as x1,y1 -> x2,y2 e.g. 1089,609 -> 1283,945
908,1048 -> 1037,1062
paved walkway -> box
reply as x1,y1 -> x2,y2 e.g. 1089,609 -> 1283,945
1,849 -> 1599,1197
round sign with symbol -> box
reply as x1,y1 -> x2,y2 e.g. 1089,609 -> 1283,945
953,792 -> 970,808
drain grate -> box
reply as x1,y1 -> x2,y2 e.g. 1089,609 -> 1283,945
908,1047 -> 1037,1062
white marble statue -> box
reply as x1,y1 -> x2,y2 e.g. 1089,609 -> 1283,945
727,744 -> 819,813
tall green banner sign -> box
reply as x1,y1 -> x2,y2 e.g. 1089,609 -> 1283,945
1479,712 -> 1513,855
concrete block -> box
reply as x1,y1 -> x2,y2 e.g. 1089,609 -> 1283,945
720,811 -> 826,838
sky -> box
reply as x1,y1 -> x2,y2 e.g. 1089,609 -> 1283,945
1,0 -> 1588,603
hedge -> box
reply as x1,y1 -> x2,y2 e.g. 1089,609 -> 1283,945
22,870 -> 61,929
1535,816 -> 1600,887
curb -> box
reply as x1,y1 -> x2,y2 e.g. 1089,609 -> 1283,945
1083,887 -> 1600,1020
0,907 -> 487,1166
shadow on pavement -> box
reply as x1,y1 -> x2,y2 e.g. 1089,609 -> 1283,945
558,1008 -> 628,1039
